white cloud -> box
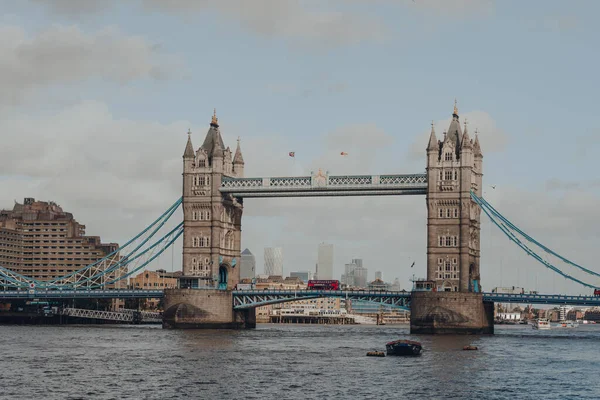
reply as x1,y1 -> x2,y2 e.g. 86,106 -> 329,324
0,24 -> 183,106
410,0 -> 495,15
140,0 -> 389,47
29,0 -> 116,16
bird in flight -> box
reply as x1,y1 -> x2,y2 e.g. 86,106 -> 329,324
491,185 -> 496,189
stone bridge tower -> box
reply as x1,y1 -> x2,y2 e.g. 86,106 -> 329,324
181,110 -> 244,290
425,101 -> 483,292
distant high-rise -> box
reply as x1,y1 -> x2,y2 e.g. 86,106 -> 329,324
316,242 -> 333,280
240,248 -> 256,279
375,271 -> 382,281
343,262 -> 357,286
353,266 -> 368,288
264,247 -> 283,276
290,271 -> 311,283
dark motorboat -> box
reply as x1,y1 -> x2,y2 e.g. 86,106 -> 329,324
385,340 -> 422,356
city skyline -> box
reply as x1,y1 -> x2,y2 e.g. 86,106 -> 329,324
1,1 -> 599,294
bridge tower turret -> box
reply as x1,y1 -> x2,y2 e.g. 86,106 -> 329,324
181,110 -> 243,290
426,101 -> 483,292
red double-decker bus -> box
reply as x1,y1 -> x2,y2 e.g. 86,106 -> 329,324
594,289 -> 600,297
307,280 -> 340,290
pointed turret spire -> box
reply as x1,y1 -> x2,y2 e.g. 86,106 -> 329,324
461,118 -> 472,147
427,120 -> 439,151
210,108 -> 219,127
445,99 -> 462,156
201,109 -> 226,160
473,128 -> 483,156
183,128 -> 195,158
233,136 -> 245,164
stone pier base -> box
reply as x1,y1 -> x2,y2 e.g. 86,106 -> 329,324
410,291 -> 494,334
162,288 -> 256,329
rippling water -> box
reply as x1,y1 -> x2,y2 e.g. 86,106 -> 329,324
1,324 -> 599,399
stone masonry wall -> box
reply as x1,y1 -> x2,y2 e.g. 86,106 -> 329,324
410,291 -> 494,334
162,288 -> 255,329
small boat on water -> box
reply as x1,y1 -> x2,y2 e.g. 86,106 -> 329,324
366,351 -> 385,357
386,340 -> 422,356
556,320 -> 578,328
532,319 -> 551,330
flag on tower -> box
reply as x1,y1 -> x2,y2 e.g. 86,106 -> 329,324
340,151 -> 348,156
289,152 -> 295,157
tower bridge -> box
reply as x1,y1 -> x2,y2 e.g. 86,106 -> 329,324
2,103 -> 599,333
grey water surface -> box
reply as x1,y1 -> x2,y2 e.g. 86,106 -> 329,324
1,324 -> 599,400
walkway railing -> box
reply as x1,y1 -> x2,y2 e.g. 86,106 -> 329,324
60,307 -> 162,323
0,289 -> 164,300
220,173 -> 427,197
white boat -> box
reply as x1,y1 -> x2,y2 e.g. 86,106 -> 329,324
556,320 -> 578,328
532,319 -> 551,330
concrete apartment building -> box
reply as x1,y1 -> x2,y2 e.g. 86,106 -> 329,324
0,198 -> 125,287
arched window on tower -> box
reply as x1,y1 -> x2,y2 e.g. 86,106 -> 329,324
445,152 -> 452,161
198,159 -> 206,167
454,170 -> 458,180
446,209 -> 451,218
439,236 -> 444,246
439,208 -> 443,218
446,237 -> 451,246
453,236 -> 458,246
454,208 -> 458,218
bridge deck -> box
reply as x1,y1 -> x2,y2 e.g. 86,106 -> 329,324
220,174 -> 427,197
0,289 -> 164,300
1,289 -> 598,307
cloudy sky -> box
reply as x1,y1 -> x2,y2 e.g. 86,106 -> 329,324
1,0 -> 599,294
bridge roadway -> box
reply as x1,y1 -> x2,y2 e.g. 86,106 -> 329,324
1,289 -> 599,307
0,289 -> 165,300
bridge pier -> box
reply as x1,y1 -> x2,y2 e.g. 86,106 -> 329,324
162,288 -> 255,329
409,291 -> 494,334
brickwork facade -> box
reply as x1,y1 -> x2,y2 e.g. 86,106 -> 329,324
0,198 -> 124,286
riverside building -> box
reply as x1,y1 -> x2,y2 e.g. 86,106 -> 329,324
0,198 -> 125,287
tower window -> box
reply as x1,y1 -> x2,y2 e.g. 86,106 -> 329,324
453,236 -> 458,246
454,170 -> 458,180
445,152 -> 452,161
198,159 -> 206,167
444,171 -> 453,180
446,209 -> 451,218
439,237 -> 444,246
445,237 -> 451,246
454,209 -> 458,218
439,171 -> 442,180
439,208 -> 443,218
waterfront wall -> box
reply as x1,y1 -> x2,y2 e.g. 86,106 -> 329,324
410,291 -> 494,334
162,288 -> 255,329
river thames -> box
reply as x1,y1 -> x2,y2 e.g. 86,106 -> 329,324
1,324 -> 599,399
